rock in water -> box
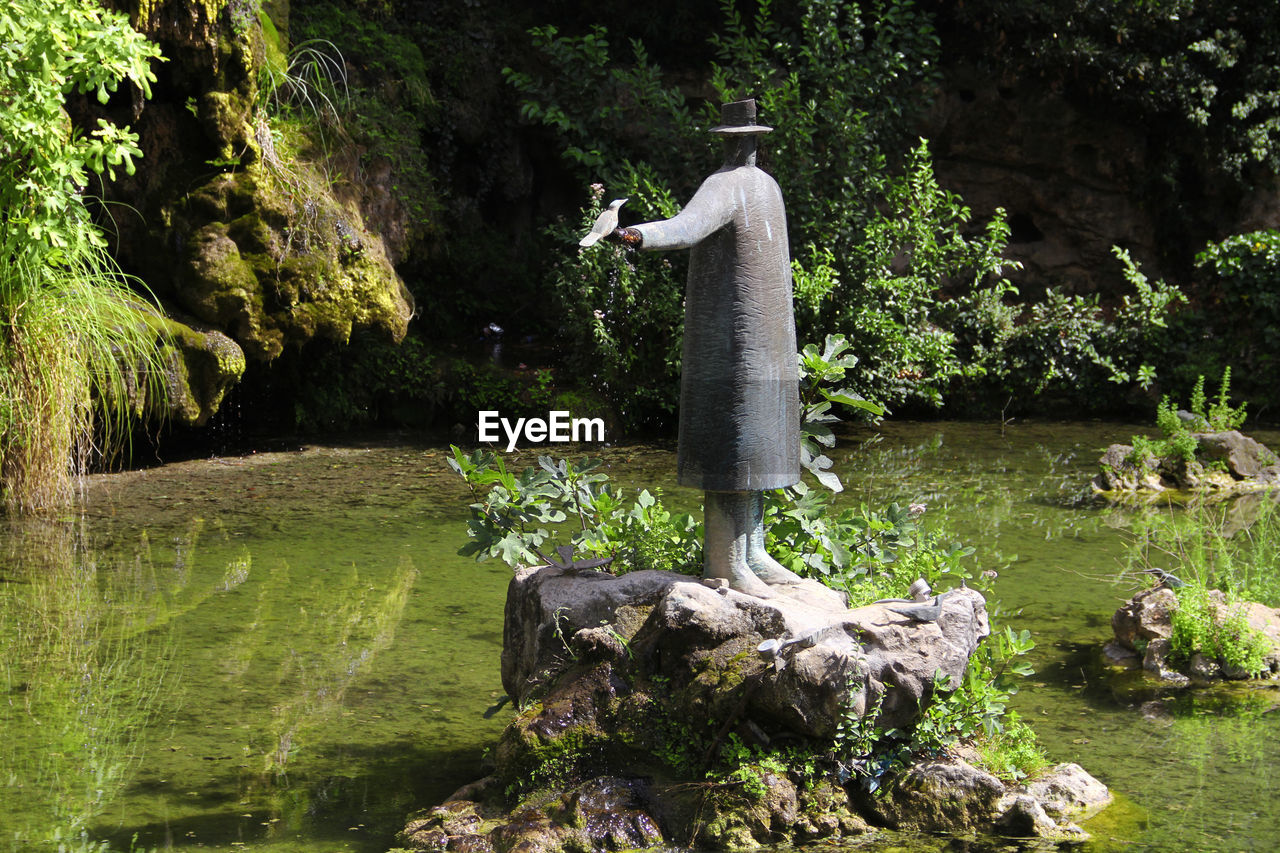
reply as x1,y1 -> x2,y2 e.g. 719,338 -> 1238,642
398,565 -> 1112,851
501,565 -> 990,735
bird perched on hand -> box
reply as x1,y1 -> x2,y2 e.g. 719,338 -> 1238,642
578,198 -> 627,247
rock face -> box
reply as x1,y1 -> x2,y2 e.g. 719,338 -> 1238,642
923,71 -> 1160,296
1107,584 -> 1280,684
398,565 -> 1112,851
89,0 -> 414,424
1092,430 -> 1280,495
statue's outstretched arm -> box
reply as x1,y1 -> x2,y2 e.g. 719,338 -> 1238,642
630,174 -> 734,251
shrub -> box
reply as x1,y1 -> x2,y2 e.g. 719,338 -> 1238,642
0,0 -> 169,513
1127,501 -> 1280,676
510,1 -> 1185,423
1124,367 -> 1247,471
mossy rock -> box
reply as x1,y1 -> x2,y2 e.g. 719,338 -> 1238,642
173,161 -> 412,366
198,90 -> 258,163
148,315 -> 247,426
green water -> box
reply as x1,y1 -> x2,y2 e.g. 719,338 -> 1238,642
3,423 -> 1279,851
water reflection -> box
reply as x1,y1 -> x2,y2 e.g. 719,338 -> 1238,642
6,425 -> 1279,851
0,521 -> 172,852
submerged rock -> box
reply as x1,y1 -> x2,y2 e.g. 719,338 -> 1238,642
868,754 -> 1108,841
398,564 -> 1111,850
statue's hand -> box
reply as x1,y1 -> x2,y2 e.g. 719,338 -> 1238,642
606,227 -> 643,248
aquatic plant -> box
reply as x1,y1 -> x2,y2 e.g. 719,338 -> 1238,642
0,0 -> 169,513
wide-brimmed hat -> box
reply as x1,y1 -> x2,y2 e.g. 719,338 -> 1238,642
709,98 -> 773,134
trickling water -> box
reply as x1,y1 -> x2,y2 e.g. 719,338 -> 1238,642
2,422 -> 1279,851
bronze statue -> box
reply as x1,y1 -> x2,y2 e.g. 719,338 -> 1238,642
594,98 -> 807,598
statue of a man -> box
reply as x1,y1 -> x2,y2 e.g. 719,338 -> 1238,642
613,98 -> 807,598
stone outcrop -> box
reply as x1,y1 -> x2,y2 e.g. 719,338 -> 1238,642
399,564 -> 1112,850
1106,584 -> 1280,685
1092,430 -> 1280,496
501,566 -> 989,736
86,0 -> 414,424
923,70 -> 1160,296
152,315 -> 246,426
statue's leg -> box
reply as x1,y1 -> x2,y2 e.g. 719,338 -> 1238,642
703,491 -> 776,598
743,491 -> 807,585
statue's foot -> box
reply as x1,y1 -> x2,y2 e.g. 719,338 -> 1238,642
705,564 -> 779,599
747,551 -> 848,611
747,550 -> 806,586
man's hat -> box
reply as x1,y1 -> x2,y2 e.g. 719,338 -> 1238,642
709,98 -> 773,135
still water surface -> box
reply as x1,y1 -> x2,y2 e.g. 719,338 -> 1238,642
3,421 -> 1280,852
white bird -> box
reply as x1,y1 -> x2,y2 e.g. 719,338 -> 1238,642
578,198 -> 627,247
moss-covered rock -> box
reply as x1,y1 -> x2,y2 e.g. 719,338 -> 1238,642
97,0 -> 415,428
149,315 -> 246,425
167,150 -> 412,364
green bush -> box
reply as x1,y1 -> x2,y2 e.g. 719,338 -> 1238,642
1127,501 -> 1280,677
1165,230 -> 1280,405
1169,581 -> 1270,676
509,0 -> 1185,424
1125,368 -> 1247,470
0,0 -> 170,513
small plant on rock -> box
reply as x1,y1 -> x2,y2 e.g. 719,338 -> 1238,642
1125,367 -> 1246,471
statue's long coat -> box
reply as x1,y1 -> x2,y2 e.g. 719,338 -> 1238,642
634,164 -> 800,491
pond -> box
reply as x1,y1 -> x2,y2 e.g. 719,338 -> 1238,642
3,421 -> 1279,852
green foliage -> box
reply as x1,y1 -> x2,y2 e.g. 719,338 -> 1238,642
293,1 -> 441,234
1125,367 -> 1245,470
1168,230 -> 1280,406
0,1 -> 169,512
544,184 -> 688,428
448,447 -> 702,575
1127,501 -> 1280,612
0,0 -> 160,258
909,625 -> 1036,752
944,1 -> 1280,182
1169,581 -> 1270,676
511,2 -> 1186,421
279,332 -> 448,431
260,39 -> 349,141
973,712 -> 1050,782
797,334 -> 886,492
1126,501 -> 1280,676
948,247 -> 1183,407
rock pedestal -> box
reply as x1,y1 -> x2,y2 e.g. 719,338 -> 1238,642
399,565 -> 1111,851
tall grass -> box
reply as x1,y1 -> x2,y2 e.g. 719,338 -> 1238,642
1125,497 -> 1280,607
0,245 -> 169,514
1124,498 -> 1280,675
